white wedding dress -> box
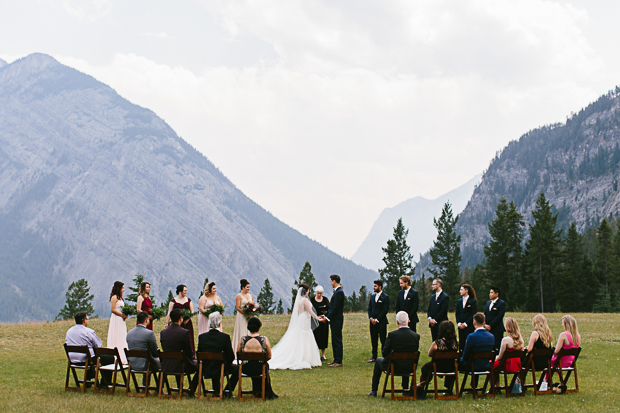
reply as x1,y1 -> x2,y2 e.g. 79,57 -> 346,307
269,291 -> 322,370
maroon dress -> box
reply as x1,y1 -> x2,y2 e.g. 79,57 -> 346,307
172,298 -> 195,356
137,296 -> 153,330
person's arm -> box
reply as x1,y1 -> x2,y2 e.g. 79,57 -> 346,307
368,294 -> 373,320
198,296 -> 207,313
378,295 -> 389,322
427,295 -> 432,319
428,341 -> 438,357
381,333 -> 393,358
411,290 -> 419,315
465,299 -> 476,327
224,336 -> 235,364
137,296 -> 144,314
526,331 -> 539,352
324,291 -> 343,320
438,295 -> 449,321
303,299 -> 321,320
455,300 -> 461,324
166,300 -> 174,325
489,301 -> 506,329
110,296 -> 127,319
460,336 -> 472,364
554,332 -> 567,355
264,337 -> 272,360
496,337 -> 509,360
189,299 -> 194,313
89,329 -> 103,348
236,294 -> 244,314
147,332 -> 159,358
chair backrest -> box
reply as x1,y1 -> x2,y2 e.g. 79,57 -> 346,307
502,349 -> 527,361
471,350 -> 495,361
197,351 -> 225,361
555,347 -> 581,368
433,351 -> 459,360
159,351 -> 184,361
531,348 -> 554,358
94,347 -> 122,364
388,351 -> 420,363
64,343 -> 92,364
124,348 -> 157,368
237,352 -> 268,363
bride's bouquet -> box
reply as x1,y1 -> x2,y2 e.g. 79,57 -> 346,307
202,303 -> 227,318
240,302 -> 262,320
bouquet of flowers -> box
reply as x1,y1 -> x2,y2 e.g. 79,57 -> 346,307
202,304 -> 227,318
181,309 -> 199,321
240,302 -> 262,320
121,304 -> 137,317
151,306 -> 166,321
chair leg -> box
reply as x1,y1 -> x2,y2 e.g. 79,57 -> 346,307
381,371 -> 389,398
390,367 -> 395,401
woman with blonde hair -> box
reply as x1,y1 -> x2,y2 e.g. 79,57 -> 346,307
198,281 -> 224,334
526,314 -> 553,371
547,315 -> 581,381
492,317 -> 523,373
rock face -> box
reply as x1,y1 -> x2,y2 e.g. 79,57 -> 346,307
351,174 -> 481,271
0,54 -> 377,322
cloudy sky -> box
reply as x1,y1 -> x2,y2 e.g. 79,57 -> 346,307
2,0 -> 619,258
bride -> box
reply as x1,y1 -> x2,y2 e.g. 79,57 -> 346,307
269,283 -> 322,370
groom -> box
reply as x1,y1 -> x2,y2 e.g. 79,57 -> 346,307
320,274 -> 344,367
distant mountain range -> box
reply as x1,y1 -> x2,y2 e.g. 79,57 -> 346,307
351,175 -> 481,271
0,53 -> 377,322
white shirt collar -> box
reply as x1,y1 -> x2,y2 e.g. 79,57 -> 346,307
436,289 -> 442,298
475,326 -> 486,331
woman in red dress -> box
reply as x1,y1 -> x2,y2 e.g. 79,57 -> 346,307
136,281 -> 153,330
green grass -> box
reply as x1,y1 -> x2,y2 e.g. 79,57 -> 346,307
1,312 -> 619,412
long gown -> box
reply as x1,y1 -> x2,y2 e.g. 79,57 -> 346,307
171,298 -> 195,357
232,296 -> 251,354
198,297 -> 223,335
137,296 -> 153,331
107,298 -> 128,364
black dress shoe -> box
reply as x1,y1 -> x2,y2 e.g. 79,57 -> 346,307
368,391 -> 377,397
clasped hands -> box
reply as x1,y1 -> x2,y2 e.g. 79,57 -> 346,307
318,316 -> 328,323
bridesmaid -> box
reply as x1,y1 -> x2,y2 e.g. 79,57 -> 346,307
198,281 -> 224,334
136,281 -> 153,330
107,281 -> 129,363
166,284 -> 196,356
232,279 -> 252,355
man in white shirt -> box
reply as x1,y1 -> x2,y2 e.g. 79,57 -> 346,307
427,279 -> 449,341
455,284 -> 478,352
483,286 -> 506,352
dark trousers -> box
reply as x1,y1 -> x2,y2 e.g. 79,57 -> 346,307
492,332 -> 503,353
371,357 -> 387,391
205,364 -> 238,394
369,321 -> 387,359
75,354 -> 115,385
458,325 -> 474,352
430,323 -> 439,342
242,361 -> 277,399
331,322 -> 343,364
409,321 -> 417,333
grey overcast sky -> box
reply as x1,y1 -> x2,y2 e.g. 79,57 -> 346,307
2,0 -> 619,258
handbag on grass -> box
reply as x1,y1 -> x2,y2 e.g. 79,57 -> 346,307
510,377 -> 522,394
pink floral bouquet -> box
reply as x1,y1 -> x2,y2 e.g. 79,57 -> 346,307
241,302 -> 262,320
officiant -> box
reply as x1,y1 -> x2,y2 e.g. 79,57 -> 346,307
311,285 -> 330,361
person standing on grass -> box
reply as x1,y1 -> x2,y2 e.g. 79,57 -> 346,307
107,281 -> 128,364
484,286 -> 506,352
367,279 -> 389,363
455,284 -> 477,352
319,274 -> 345,367
427,278 -> 449,341
394,275 -> 419,332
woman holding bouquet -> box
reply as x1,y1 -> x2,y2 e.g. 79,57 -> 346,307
136,281 -> 153,330
107,281 -> 129,363
198,281 -> 223,334
232,279 -> 253,355
166,284 -> 196,356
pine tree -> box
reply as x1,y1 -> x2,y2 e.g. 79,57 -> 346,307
595,218 -> 613,294
57,279 -> 95,320
289,262 -> 318,312
556,223 -> 583,312
524,192 -> 562,312
161,290 -> 174,310
358,285 -> 369,312
276,299 -> 284,315
126,274 -> 145,305
429,202 -> 462,300
346,291 -> 359,312
417,272 -> 430,311
257,278 -> 275,314
379,218 -> 415,309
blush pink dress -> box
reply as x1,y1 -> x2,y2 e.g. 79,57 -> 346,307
107,298 -> 128,364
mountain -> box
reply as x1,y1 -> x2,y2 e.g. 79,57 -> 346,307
455,87 -> 620,267
0,53 -> 377,322
0,59 -> 7,68
351,174 -> 481,271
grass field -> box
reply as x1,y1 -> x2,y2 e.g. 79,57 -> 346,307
1,312 -> 619,412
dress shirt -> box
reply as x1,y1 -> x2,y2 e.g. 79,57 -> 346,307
65,324 -> 102,363
375,292 -> 381,302
458,295 -> 469,327
436,289 -> 443,301
489,298 -> 498,311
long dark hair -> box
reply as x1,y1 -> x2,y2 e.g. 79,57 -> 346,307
461,284 -> 476,300
437,320 -> 457,348
139,281 -> 150,298
110,281 -> 124,301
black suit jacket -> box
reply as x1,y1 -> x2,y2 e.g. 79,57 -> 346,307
160,324 -> 196,374
325,287 -> 344,326
394,288 -> 419,323
427,291 -> 449,324
484,299 -> 506,335
368,292 -> 389,324
197,329 -> 235,378
382,327 -> 420,375
455,297 -> 477,327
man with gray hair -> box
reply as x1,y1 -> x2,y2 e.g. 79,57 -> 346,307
196,312 -> 238,396
368,311 -> 420,396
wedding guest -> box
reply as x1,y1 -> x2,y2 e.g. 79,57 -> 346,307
367,279 -> 389,363
198,282 -> 224,335
547,315 -> 581,381
127,311 -> 161,372
492,318 -> 523,383
526,314 -> 553,371
455,284 -> 477,352
66,312 -> 114,385
368,311 -> 420,396
197,311 -> 238,396
394,275 -> 419,332
107,281 -> 129,364
136,281 -> 153,331
161,308 -> 199,395
459,312 -> 495,374
233,279 -> 253,355
484,286 -> 506,352
427,278 -> 449,341
310,285 -> 330,360
166,284 -> 195,357
417,320 -> 459,393
238,317 -> 278,399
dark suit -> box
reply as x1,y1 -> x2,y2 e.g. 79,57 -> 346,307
427,291 -> 449,341
394,288 -> 419,332
324,286 -> 345,364
160,323 -> 198,391
127,325 -> 161,372
197,329 -> 237,393
459,328 -> 495,373
455,297 -> 477,352
368,291 -> 389,359
371,327 -> 420,392
484,299 -> 506,351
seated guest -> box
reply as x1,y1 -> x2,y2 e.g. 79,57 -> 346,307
368,311 -> 421,397
127,311 -> 161,372
459,312 -> 495,373
417,320 -> 458,392
526,314 -> 553,372
65,312 -> 114,386
160,308 -> 198,394
238,317 -> 278,399
492,317 -> 523,389
197,312 -> 238,396
546,315 -> 581,381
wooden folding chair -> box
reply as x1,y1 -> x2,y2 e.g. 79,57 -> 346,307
158,351 -> 189,399
381,351 -> 420,401
63,343 -> 94,392
124,348 -> 160,397
459,350 -> 495,399
197,351 -> 231,400
551,347 -> 581,393
522,348 -> 553,395
93,347 -> 128,394
237,351 -> 268,401
424,351 -> 460,400
493,349 -> 526,398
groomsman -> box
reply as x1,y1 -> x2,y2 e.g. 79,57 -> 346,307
394,275 -> 419,332
427,278 -> 449,341
483,286 -> 506,352
455,284 -> 478,352
367,280 -> 389,362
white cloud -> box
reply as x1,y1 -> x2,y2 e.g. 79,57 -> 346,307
62,0 -> 111,21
